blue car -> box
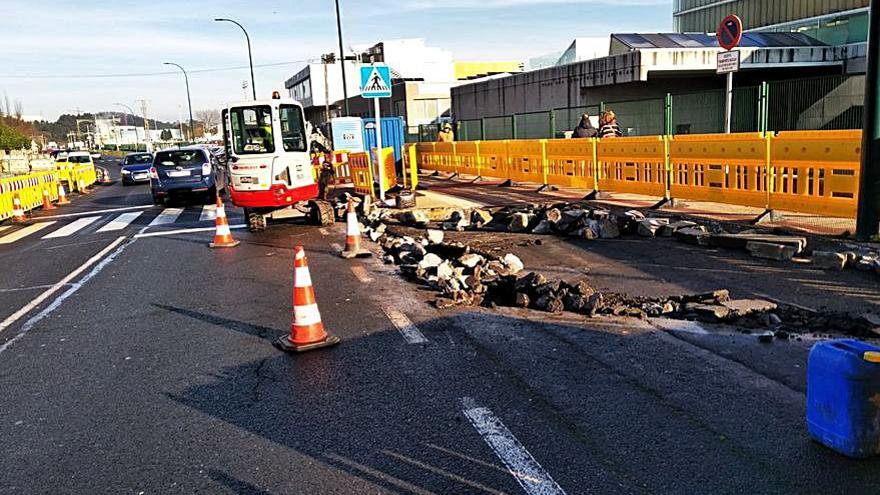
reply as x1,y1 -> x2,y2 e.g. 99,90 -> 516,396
150,146 -> 226,205
120,152 -> 154,186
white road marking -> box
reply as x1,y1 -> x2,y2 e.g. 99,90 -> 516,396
148,207 -> 184,226
460,397 -> 566,495
0,284 -> 72,293
134,224 -> 246,238
97,211 -> 143,232
42,216 -> 101,239
0,226 -> 10,233
382,306 -> 427,344
0,222 -> 56,244
199,204 -> 217,222
350,265 -> 373,283
0,236 -> 127,339
649,318 -> 709,335
33,204 -> 152,220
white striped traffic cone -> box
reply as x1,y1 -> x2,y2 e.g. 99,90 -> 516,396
275,246 -> 340,353
209,196 -> 239,248
11,194 -> 26,223
57,183 -> 70,205
41,188 -> 56,210
340,198 -> 371,259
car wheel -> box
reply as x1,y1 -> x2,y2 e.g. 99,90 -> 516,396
152,195 -> 164,206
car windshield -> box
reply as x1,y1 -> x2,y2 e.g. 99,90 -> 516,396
68,155 -> 91,164
229,105 -> 275,154
155,150 -> 206,167
124,154 -> 152,165
55,157 -> 68,162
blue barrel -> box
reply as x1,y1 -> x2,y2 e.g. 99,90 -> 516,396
807,339 -> 880,458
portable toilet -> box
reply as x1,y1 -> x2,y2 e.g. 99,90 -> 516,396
363,117 -> 406,171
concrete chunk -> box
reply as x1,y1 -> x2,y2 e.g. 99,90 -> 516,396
721,299 -> 778,317
711,233 -> 807,253
747,241 -> 797,261
471,208 -> 493,227
425,229 -> 444,245
674,226 -> 711,246
502,253 -> 524,274
811,251 -> 847,271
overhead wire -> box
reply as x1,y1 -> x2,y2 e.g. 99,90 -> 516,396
0,59 -> 319,79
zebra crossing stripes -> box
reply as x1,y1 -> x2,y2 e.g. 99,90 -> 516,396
147,208 -> 184,226
0,222 -> 56,244
42,216 -> 101,239
199,204 -> 217,222
97,212 -> 144,233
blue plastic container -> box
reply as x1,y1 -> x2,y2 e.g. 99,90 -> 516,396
363,117 -> 405,169
806,339 -> 880,458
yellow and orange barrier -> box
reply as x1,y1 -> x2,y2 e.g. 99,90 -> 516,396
0,164 -> 97,221
348,147 -> 398,200
412,130 -> 865,220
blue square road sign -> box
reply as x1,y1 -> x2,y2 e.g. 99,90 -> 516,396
360,65 -> 392,99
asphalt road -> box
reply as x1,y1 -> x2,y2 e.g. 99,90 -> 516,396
1,161 -> 879,494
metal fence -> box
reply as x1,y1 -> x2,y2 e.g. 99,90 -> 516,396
417,74 -> 865,142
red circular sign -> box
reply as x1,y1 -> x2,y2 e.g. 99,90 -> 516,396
717,14 -> 743,51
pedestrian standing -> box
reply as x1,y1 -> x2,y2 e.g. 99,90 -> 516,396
437,123 -> 455,143
599,110 -> 622,139
571,113 -> 598,138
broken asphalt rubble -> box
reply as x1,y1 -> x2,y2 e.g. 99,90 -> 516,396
355,197 -> 880,339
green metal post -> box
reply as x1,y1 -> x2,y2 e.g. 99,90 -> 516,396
856,0 -> 880,240
600,101 -> 606,113
549,111 -> 556,139
758,81 -> 770,135
664,93 -> 673,136
511,114 -> 518,140
480,117 -> 486,141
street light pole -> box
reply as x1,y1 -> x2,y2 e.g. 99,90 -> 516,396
163,62 -> 195,142
334,0 -> 349,116
856,0 -> 880,240
215,18 -> 256,100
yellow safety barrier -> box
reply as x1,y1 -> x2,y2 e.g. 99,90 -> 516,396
507,140 -> 546,185
373,147 -> 398,191
669,133 -> 770,209
545,138 -> 598,191
768,130 -> 861,218
412,130 -> 864,220
477,140 -> 509,179
597,136 -> 667,197
349,152 -> 375,198
453,141 -> 481,177
0,171 -> 61,221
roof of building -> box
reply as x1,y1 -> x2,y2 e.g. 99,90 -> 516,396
611,32 -> 827,53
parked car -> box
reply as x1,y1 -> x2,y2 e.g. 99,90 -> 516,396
120,152 -> 154,186
150,146 -> 226,205
67,151 -> 94,166
90,150 -> 102,160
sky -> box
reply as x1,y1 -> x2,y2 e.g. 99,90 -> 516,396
0,0 -> 672,122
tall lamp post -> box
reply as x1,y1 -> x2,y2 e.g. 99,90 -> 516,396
163,62 -> 195,142
215,18 -> 256,100
114,102 -> 141,149
334,0 -> 349,116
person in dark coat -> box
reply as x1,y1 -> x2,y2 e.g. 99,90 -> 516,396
572,113 -> 598,138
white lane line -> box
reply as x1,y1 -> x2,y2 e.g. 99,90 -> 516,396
33,204 -> 152,220
97,211 -> 143,232
42,216 -> 101,239
0,236 -> 126,338
382,306 -> 428,344
460,397 -> 566,495
0,235 -> 134,355
148,207 -> 184,226
0,226 -> 10,233
199,204 -> 217,222
0,284 -> 73,293
134,224 -> 246,238
0,222 -> 56,244
350,265 -> 373,283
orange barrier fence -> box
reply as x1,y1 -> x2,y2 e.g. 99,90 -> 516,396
413,131 -> 865,219
347,147 -> 398,200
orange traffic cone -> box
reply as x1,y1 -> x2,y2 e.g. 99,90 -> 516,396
340,198 -> 371,259
11,194 -> 26,223
57,183 -> 70,205
78,179 -> 88,194
275,246 -> 340,352
41,188 -> 56,210
209,196 -> 240,248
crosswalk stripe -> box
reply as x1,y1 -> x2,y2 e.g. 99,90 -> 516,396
97,211 -> 143,232
0,222 -> 56,244
42,216 -> 101,239
199,204 -> 217,222
0,226 -> 10,233
148,208 -> 184,227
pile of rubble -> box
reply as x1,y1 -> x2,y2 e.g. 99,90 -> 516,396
387,201 -> 880,275
363,208 -> 880,339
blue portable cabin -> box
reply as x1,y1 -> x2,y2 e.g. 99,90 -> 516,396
363,117 -> 406,172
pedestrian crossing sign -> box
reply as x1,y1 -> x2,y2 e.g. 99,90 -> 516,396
360,64 -> 392,98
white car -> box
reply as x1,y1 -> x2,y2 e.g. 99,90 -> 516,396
90,151 -> 102,160
67,151 -> 95,166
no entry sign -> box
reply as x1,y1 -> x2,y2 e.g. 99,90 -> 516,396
717,14 -> 743,51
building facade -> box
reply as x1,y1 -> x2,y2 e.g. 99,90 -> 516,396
673,0 -> 870,45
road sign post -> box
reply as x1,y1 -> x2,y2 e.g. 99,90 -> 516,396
717,14 -> 743,134
360,64 -> 392,202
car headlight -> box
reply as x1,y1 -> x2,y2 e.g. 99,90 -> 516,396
121,169 -> 131,174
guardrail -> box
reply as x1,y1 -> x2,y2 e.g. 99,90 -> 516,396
413,130 -> 863,219
0,164 -> 97,221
